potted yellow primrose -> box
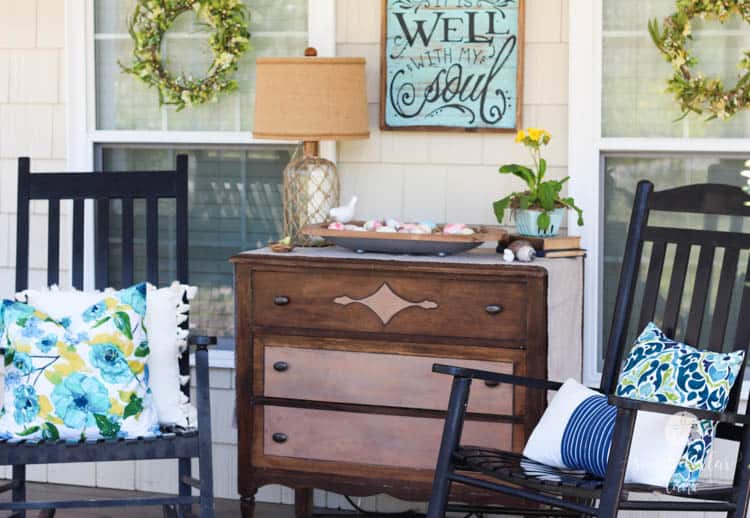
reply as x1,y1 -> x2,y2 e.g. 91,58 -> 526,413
493,128 -> 583,237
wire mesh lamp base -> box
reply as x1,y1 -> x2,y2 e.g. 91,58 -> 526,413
283,142 -> 340,246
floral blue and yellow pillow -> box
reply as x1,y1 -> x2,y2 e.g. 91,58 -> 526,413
616,322 -> 745,490
0,283 -> 159,441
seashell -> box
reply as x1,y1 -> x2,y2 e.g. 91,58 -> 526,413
363,220 -> 384,232
419,221 -> 437,232
508,240 -> 537,262
328,222 -> 345,230
386,218 -> 402,230
413,224 -> 432,234
442,223 -> 465,234
503,249 -> 515,263
400,223 -> 419,233
377,226 -> 398,233
343,224 -> 366,231
443,223 -> 475,235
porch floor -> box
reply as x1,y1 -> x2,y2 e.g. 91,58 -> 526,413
0,482 -> 296,517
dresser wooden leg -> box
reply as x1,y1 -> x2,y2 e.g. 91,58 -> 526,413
294,488 -> 314,518
240,494 -> 256,518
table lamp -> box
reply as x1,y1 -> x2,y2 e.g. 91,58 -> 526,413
254,48 -> 370,246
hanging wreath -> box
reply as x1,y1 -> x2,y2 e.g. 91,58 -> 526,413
649,0 -> 750,120
120,0 -> 251,111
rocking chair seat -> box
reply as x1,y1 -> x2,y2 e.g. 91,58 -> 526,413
0,429 -> 199,465
454,446 -> 734,502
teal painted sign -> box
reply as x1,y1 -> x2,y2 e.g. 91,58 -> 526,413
381,0 -> 523,131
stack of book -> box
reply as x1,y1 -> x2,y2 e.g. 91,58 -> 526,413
499,233 -> 586,258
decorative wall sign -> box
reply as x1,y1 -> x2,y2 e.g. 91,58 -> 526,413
380,0 -> 524,132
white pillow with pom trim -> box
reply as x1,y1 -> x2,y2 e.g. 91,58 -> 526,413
16,283 -> 198,428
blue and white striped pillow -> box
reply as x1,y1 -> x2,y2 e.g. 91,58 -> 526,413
523,379 -> 695,488
560,395 -> 616,477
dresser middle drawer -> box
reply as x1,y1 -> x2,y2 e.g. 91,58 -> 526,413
263,346 -> 514,415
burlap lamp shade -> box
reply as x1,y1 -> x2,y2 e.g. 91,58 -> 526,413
254,51 -> 370,246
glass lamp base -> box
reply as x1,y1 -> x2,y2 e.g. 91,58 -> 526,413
283,154 -> 340,247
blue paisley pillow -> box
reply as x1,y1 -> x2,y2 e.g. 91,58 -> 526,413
616,322 -> 744,490
0,283 -> 159,442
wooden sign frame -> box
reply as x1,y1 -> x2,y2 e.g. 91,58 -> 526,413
380,0 -> 525,133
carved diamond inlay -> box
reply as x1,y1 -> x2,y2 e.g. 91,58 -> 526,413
333,283 -> 439,325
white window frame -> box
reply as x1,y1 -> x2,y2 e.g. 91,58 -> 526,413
64,0 -> 336,368
569,0 -> 750,391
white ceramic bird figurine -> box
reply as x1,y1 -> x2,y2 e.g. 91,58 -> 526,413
329,196 -> 358,223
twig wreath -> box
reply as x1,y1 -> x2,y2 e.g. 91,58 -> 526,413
649,0 -> 750,120
120,0 -> 251,111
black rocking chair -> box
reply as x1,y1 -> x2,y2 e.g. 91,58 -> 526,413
427,180 -> 750,517
3,156 -> 216,517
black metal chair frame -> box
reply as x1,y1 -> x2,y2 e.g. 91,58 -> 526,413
427,180 -> 750,517
3,156 -> 216,518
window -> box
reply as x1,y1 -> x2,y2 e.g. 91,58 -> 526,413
94,0 -> 309,131
97,145 -> 292,348
569,0 -> 750,385
67,0 -> 334,362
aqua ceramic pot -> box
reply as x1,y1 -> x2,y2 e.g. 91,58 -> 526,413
515,208 -> 565,237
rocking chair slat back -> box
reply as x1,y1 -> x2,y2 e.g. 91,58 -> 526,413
47,198 -> 60,286
709,247 -> 741,350
146,197 -> 159,286
72,198 -> 85,289
16,158 -> 189,292
121,197 -> 135,288
662,242 -> 691,337
95,197 -> 110,290
637,240 -> 666,331
684,245 -> 716,345
603,181 -> 750,418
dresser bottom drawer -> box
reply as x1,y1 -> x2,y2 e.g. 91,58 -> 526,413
261,406 -> 512,470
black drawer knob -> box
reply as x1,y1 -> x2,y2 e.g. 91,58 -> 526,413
273,361 -> 289,372
272,432 -> 288,444
485,304 -> 503,315
274,296 -> 290,306
484,380 -> 501,388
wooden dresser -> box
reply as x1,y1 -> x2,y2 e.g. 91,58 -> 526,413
233,248 -> 564,518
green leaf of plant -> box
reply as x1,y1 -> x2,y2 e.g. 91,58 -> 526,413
42,422 -> 59,441
113,312 -> 132,340
562,197 -> 585,226
134,341 -> 150,358
499,164 -> 535,189
519,194 -> 531,210
123,395 -> 144,420
538,158 -> 547,182
17,426 -> 40,437
4,349 -> 14,367
538,183 -> 558,211
94,414 -> 121,438
537,211 -> 552,233
493,195 -> 514,224
92,316 -> 111,329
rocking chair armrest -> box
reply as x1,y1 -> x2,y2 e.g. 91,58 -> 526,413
188,334 -> 218,351
432,363 -> 564,391
608,396 -> 750,425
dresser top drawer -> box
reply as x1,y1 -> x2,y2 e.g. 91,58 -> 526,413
251,270 -> 529,342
